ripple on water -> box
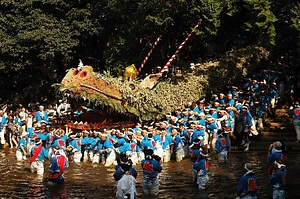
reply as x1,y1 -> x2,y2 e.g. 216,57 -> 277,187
1,148 -> 300,198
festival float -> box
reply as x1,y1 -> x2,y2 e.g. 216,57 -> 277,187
56,19 -> 269,130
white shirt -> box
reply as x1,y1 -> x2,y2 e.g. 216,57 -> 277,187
19,111 -> 28,122
57,103 -> 71,116
26,117 -> 33,128
116,173 -> 136,199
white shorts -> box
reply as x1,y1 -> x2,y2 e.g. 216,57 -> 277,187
175,148 -> 185,162
92,152 -> 100,163
162,149 -> 171,162
0,129 -> 5,144
104,149 -> 116,167
138,151 -> 145,162
73,151 -> 82,163
31,161 -> 44,175
16,150 -> 26,161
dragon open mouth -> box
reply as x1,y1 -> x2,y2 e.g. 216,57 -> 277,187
59,90 -> 138,130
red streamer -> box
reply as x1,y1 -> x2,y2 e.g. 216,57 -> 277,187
137,35 -> 162,76
159,19 -> 202,75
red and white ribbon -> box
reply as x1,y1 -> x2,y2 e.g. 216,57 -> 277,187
137,35 -> 162,76
159,19 -> 202,75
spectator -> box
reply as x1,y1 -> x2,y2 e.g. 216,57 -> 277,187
57,99 -> 72,119
34,105 -> 49,125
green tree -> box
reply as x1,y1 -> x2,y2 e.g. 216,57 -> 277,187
0,0 -> 299,103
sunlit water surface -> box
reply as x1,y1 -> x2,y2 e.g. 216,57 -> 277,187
1,149 -> 299,199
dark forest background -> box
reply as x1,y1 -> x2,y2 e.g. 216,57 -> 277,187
0,0 -> 299,105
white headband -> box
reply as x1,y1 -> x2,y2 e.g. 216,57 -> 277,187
244,163 -> 252,172
274,161 -> 286,168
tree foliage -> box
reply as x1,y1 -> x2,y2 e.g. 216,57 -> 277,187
0,0 -> 299,104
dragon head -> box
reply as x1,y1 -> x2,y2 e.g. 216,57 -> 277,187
61,66 -> 123,102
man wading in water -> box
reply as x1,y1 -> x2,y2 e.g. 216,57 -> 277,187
48,146 -> 69,185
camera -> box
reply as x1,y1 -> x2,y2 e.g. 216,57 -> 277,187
152,154 -> 161,162
220,120 -> 226,128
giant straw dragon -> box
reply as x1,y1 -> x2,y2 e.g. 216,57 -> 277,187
58,20 -> 212,122
58,63 -> 211,122
58,16 -> 268,123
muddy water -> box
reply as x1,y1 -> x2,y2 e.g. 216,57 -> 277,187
0,149 -> 299,199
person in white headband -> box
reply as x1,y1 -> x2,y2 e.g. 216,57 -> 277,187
236,163 -> 258,199
270,160 -> 287,199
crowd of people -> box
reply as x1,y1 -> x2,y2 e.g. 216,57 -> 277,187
0,64 -> 297,198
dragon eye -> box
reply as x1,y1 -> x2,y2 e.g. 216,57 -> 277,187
127,83 -> 138,92
73,69 -> 79,76
129,83 -> 136,90
80,71 -> 88,78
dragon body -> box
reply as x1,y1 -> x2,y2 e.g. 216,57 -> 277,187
59,64 -> 210,121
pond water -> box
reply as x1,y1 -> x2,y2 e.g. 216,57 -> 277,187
0,148 -> 299,199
